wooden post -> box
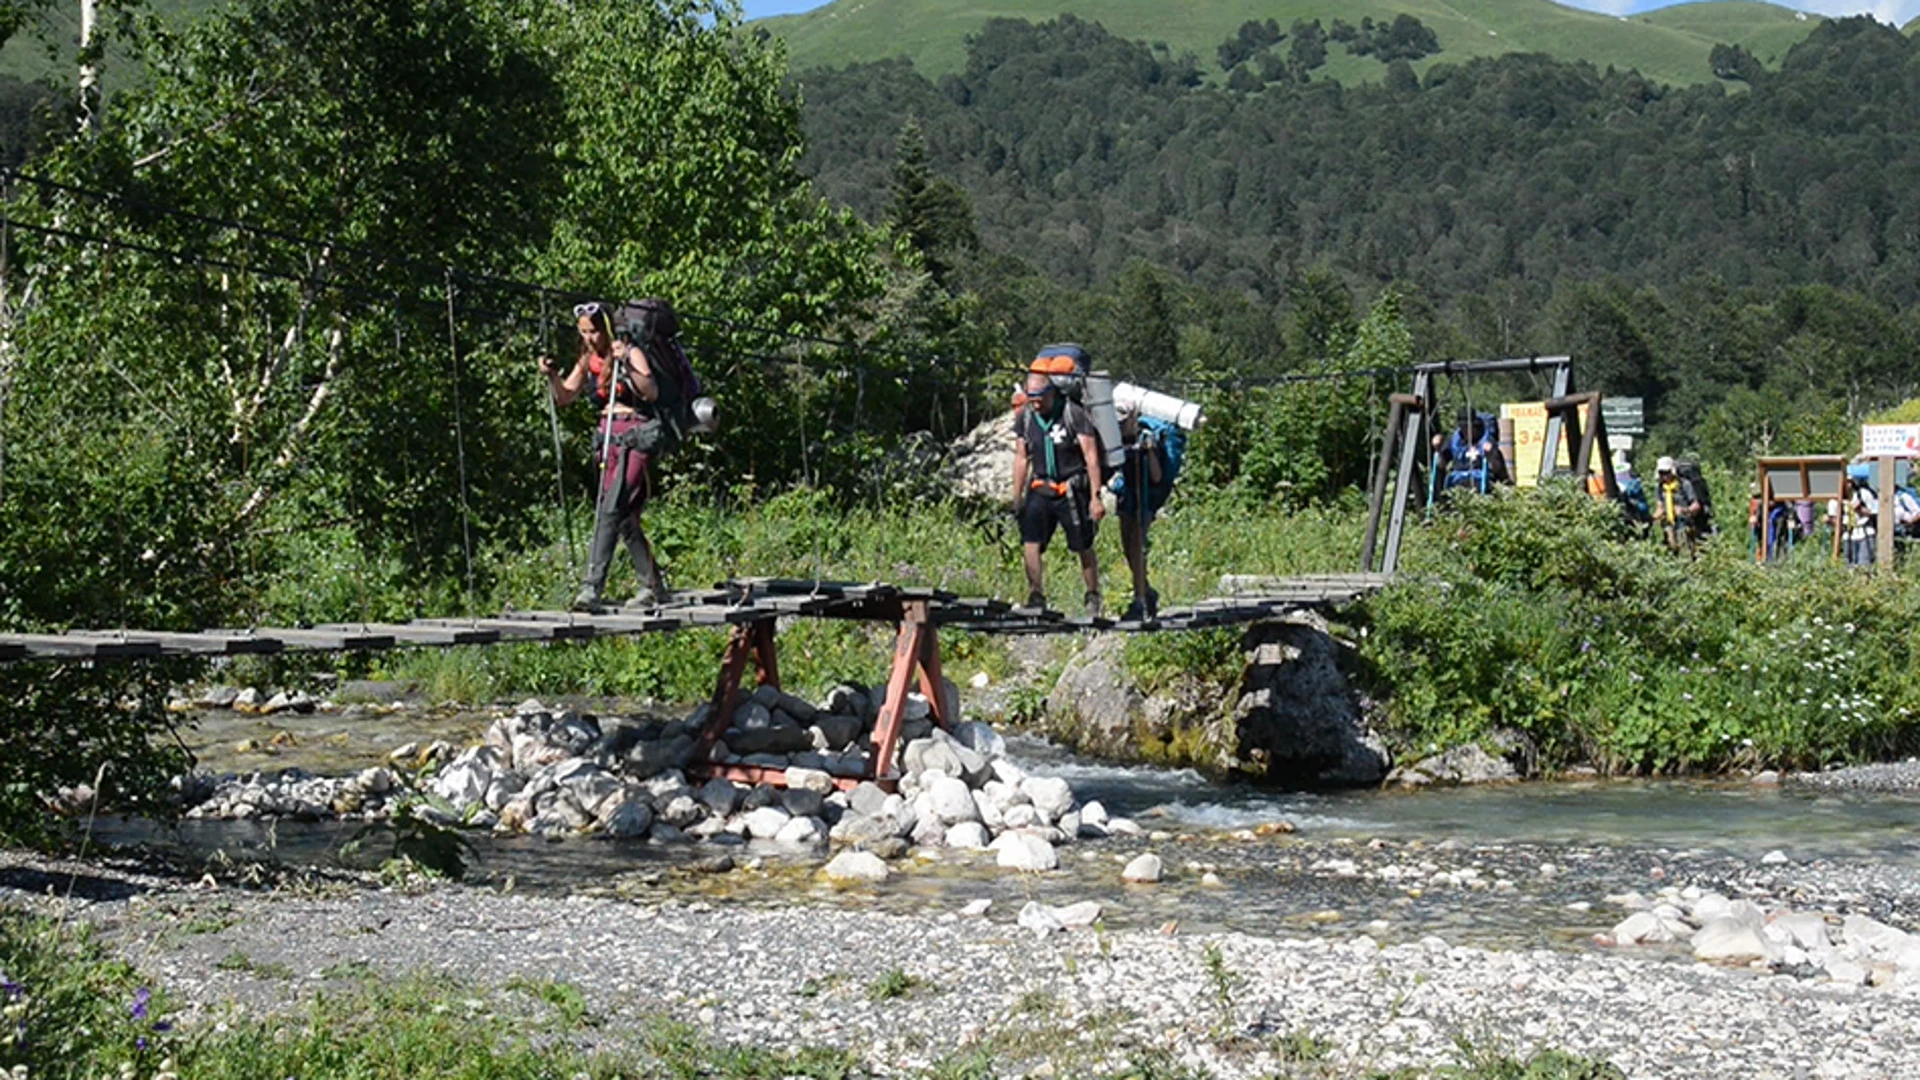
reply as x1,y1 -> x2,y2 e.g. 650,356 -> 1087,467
868,600 -> 931,781
1878,456 -> 1897,569
694,617 -> 777,765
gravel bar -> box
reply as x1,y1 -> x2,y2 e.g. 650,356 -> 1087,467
7,853 -> 1918,1080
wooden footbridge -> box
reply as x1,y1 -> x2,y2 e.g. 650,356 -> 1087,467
0,574 -> 1386,665
1,575 -> 1386,793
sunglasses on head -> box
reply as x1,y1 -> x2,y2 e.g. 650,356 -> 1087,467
573,302 -> 603,319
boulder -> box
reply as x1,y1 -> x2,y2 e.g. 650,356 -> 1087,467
626,734 -> 696,781
742,806 -> 792,840
1236,614 -> 1392,787
784,767 -> 835,795
1020,776 -> 1075,822
823,850 -> 889,883
927,774 -> 981,825
823,684 -> 868,718
729,725 -> 813,756
1841,914 -> 1914,960
944,411 -> 1017,504
945,822 -> 991,850
848,781 -> 891,818
904,735 -> 967,782
774,815 -> 827,845
1017,900 -> 1064,938
952,720 -> 1006,759
1610,912 -> 1675,946
1692,916 -> 1780,964
1122,853 -> 1164,884
811,714 -> 862,752
432,755 -> 493,810
695,778 -> 742,817
599,798 -> 653,838
659,796 -> 706,829
732,701 -> 773,731
1388,744 -> 1515,788
1769,912 -> 1833,954
991,832 -> 1058,872
780,788 -> 827,819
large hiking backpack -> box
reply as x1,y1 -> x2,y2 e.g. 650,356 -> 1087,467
1145,415 -> 1185,490
1031,343 -> 1090,401
1676,459 -> 1714,525
615,298 -> 705,445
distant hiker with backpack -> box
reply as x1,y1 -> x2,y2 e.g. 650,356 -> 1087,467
1652,456 -> 1706,556
1615,458 -> 1651,527
1432,408 -> 1509,494
1828,462 -> 1880,568
539,299 -> 685,611
1012,364 -> 1106,617
1108,397 -> 1183,622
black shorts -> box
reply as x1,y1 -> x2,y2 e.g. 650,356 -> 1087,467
1020,485 -> 1096,553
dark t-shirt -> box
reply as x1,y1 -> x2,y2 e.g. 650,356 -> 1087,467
1014,400 -> 1096,481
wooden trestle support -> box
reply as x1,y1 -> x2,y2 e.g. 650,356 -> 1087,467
688,598 -> 953,794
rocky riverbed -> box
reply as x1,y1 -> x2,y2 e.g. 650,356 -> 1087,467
5,832 -> 1919,1080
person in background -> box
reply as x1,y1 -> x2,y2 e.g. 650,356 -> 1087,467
1433,408 -> 1510,493
1652,456 -> 1704,556
1108,398 -> 1182,622
540,301 -> 670,611
1011,369 -> 1106,615
1829,462 -> 1880,568
1615,459 -> 1650,526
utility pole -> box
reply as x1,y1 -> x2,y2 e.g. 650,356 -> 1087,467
78,0 -> 99,131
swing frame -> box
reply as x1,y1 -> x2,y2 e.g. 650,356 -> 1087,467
1362,356 -> 1601,575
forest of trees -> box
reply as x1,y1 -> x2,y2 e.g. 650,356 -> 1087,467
796,14 -> 1920,460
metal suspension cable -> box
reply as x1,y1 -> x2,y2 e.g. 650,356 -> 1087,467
443,271 -> 477,618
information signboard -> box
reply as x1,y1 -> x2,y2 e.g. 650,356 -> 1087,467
1601,397 -> 1644,436
1861,424 -> 1920,459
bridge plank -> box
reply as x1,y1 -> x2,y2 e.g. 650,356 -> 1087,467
314,622 -> 500,647
211,627 -> 397,652
3,633 -> 166,660
70,630 -> 285,657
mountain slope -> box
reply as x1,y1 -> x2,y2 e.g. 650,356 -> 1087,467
766,0 -> 1818,86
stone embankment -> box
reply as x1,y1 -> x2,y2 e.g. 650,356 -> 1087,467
179,687 -> 1138,870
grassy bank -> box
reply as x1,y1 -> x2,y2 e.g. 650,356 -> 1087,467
0,907 -> 1622,1080
1354,486 -> 1920,774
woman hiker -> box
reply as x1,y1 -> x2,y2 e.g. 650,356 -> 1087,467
539,301 -> 671,611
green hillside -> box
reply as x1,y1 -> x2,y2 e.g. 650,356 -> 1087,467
0,1 -> 218,84
766,0 -> 1820,86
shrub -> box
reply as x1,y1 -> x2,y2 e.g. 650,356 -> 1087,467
1358,484 -> 1920,772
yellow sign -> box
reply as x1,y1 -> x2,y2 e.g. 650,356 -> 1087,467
1501,402 -> 1601,488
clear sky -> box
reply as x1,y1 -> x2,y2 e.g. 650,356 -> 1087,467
738,0 -> 1919,25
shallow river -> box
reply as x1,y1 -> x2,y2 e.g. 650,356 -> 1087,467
98,719 -> 1920,954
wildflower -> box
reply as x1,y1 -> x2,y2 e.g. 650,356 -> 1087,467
1682,693 -> 1694,701
130,987 -> 151,1022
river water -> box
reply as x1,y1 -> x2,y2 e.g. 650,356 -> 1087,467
97,722 -> 1920,954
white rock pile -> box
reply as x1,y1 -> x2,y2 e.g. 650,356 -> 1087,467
181,686 -> 1137,866
1604,883 -> 1920,988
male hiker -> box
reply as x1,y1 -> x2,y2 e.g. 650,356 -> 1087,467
1011,367 -> 1105,616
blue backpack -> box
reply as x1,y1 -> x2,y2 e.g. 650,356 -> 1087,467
1110,416 -> 1184,499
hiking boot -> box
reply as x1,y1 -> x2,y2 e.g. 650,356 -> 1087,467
1023,590 -> 1047,611
1144,586 -> 1160,619
1083,590 -> 1103,619
1120,596 -> 1147,622
571,585 -> 603,613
